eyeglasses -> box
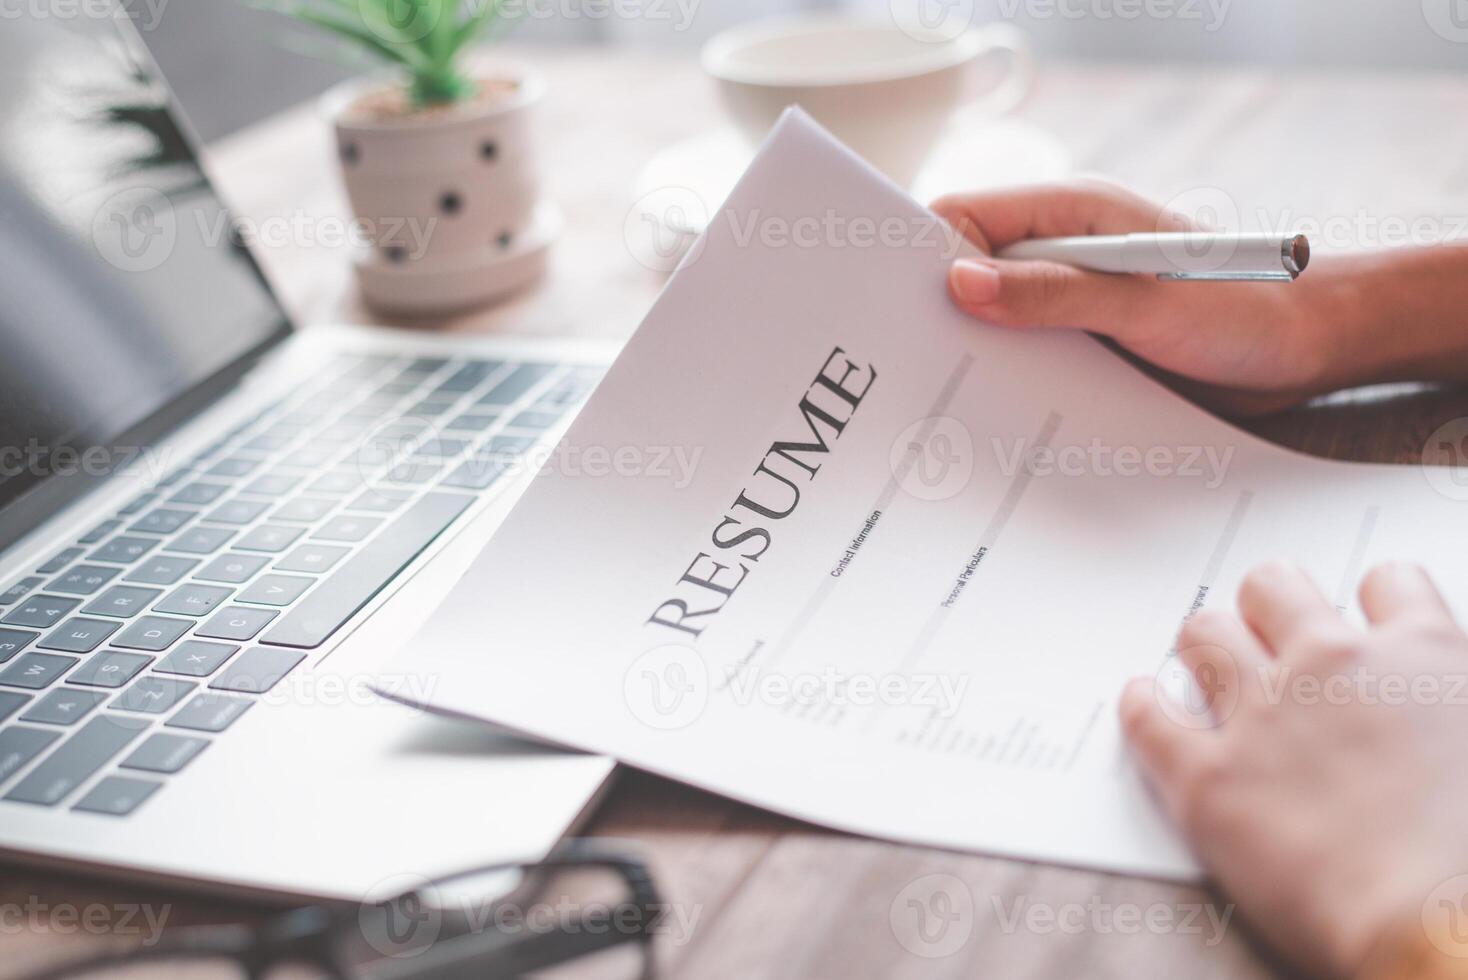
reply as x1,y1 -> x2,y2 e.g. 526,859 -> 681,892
20,842 -> 663,980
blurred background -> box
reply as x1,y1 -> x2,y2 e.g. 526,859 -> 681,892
141,0 -> 1468,143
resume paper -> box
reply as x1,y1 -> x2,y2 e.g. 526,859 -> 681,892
386,110 -> 1468,879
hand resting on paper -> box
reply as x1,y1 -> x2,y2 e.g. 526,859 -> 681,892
932,181 -> 1468,417
1120,562 -> 1468,979
936,183 -> 1468,974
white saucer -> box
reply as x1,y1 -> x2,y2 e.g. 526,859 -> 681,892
354,203 -> 563,317
632,114 -> 1071,263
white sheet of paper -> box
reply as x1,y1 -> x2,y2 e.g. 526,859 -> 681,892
386,109 -> 1468,880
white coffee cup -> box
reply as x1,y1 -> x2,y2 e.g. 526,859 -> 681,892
701,13 -> 1034,188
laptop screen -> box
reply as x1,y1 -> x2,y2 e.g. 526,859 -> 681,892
0,12 -> 291,544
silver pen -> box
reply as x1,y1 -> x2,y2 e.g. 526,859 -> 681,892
996,232 -> 1311,282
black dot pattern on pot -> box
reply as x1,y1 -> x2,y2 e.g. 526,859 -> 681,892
497,230 -> 513,250
439,191 -> 463,215
480,140 -> 497,161
383,245 -> 408,264
340,142 -> 360,165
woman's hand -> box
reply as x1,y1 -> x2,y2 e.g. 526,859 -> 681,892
1120,562 -> 1468,977
931,181 -> 1468,417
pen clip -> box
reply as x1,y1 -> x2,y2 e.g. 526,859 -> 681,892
1157,271 -> 1297,283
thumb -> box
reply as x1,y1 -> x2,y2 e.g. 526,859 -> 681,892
948,257 -> 1155,339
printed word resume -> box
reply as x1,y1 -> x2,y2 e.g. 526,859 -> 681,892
387,111 -> 1468,878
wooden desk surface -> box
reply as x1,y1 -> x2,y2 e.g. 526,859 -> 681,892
7,46 -> 1468,980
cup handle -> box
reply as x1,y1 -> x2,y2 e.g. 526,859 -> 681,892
965,23 -> 1036,116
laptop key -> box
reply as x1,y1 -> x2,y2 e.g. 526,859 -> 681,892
3,596 -> 81,629
0,629 -> 37,663
82,586 -> 163,619
383,461 -> 443,487
242,430 -> 298,453
479,362 -> 554,407
195,554 -> 270,584
0,692 -> 29,723
123,555 -> 199,586
79,520 -> 122,545
203,499 -> 271,525
38,548 -> 86,578
313,515 -> 381,543
237,575 -> 313,606
118,492 -> 158,517
154,584 -> 232,617
508,410 -> 562,431
112,616 -> 191,652
3,713 -> 148,805
406,398 -> 457,418
155,641 -> 238,677
319,420 -> 372,444
166,526 -> 237,555
205,457 -> 261,479
168,693 -> 252,733
442,459 -> 511,491
537,369 -> 600,407
168,482 -> 230,506
37,618 -> 120,654
405,356 -> 450,375
49,565 -> 120,596
20,688 -> 108,726
211,648 -> 305,694
272,497 -> 336,523
484,434 -> 536,456
414,437 -> 470,461
444,413 -> 499,433
235,525 -> 304,553
242,473 -> 303,496
346,488 -> 412,513
37,548 -> 85,575
436,361 -> 499,393
276,544 -> 349,574
114,675 -> 197,713
263,492 -> 473,649
121,733 -> 209,774
280,445 -> 338,469
340,353 -> 399,377
130,508 -> 197,535
72,775 -> 161,816
372,419 -> 432,443
0,653 -> 76,689
376,379 -> 419,397
0,577 -> 44,605
0,726 -> 60,783
90,535 -> 160,564
196,606 -> 277,642
69,651 -> 152,688
306,471 -> 364,495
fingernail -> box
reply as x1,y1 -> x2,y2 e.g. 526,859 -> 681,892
950,259 -> 1001,306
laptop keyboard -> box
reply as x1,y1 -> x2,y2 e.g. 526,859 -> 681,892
0,351 -> 600,817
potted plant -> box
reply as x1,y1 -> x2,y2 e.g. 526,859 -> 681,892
258,0 -> 557,316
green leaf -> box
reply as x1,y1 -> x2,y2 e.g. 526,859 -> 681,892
292,7 -> 430,69
244,0 -> 502,106
451,0 -> 500,53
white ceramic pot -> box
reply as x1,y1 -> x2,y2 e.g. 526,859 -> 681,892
323,67 -> 554,317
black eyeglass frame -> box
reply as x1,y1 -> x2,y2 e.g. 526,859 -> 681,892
20,842 -> 663,980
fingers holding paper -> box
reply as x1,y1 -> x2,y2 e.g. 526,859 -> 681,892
929,179 -> 1193,254
929,180 -> 1341,417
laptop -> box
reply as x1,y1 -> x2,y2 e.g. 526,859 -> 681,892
0,12 -> 616,900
